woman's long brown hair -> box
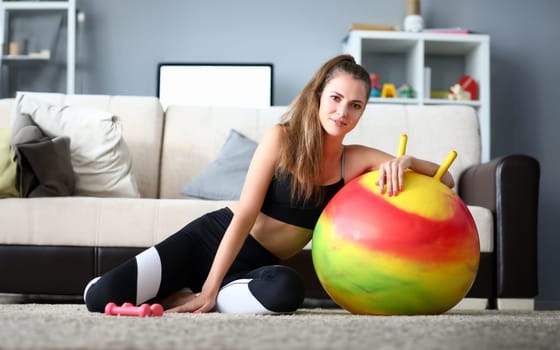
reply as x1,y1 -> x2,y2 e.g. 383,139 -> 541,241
277,55 -> 371,203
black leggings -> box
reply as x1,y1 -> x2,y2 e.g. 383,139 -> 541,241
83,208 -> 305,314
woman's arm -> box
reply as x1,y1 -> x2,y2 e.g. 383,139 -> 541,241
376,155 -> 455,196
168,126 -> 284,313
345,145 -> 455,197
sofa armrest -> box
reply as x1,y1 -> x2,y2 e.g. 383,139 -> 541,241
458,154 -> 540,299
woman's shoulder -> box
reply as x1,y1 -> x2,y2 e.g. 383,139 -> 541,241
253,124 -> 287,161
343,144 -> 393,178
344,144 -> 384,156
344,144 -> 384,165
260,124 -> 287,145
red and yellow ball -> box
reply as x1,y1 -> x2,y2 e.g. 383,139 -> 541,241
312,170 -> 480,315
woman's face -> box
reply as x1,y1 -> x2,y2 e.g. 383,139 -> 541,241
318,72 -> 368,138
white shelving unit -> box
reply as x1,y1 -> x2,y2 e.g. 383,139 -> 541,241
0,0 -> 76,94
343,30 -> 491,161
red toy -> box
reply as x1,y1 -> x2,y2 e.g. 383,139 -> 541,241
458,75 -> 478,100
104,302 -> 164,317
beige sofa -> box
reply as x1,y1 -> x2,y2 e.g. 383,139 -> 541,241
0,93 -> 539,310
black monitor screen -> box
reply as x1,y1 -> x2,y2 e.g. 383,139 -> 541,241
157,63 -> 273,110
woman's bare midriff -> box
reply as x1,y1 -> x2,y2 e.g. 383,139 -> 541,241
228,204 -> 313,260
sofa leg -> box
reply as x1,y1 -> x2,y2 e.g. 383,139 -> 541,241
496,298 -> 535,310
450,298 -> 489,311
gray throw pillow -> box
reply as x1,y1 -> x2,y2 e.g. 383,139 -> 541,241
180,129 -> 257,200
14,135 -> 75,197
11,114 -> 75,197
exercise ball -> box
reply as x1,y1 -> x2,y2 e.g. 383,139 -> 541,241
312,140 -> 479,315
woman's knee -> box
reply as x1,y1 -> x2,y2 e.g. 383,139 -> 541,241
83,277 -> 106,312
83,260 -> 139,313
248,265 -> 305,313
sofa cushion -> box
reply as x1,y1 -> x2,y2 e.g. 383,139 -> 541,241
180,129 -> 257,200
13,93 -> 139,198
160,106 -> 284,199
0,197 -> 493,257
0,128 -> 18,198
0,197 -> 233,247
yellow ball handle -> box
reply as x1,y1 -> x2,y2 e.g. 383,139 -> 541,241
394,134 -> 456,181
397,134 -> 408,157
434,151 -> 457,181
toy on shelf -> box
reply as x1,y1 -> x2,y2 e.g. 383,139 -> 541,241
448,75 -> 477,101
104,302 -> 164,317
380,83 -> 397,98
397,83 -> 416,98
369,73 -> 382,98
430,91 -> 448,99
448,84 -> 471,100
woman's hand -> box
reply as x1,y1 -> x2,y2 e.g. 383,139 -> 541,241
440,172 -> 455,189
166,289 -> 217,314
375,155 -> 412,196
375,154 -> 455,194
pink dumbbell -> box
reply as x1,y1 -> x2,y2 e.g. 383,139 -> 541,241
150,303 -> 164,316
124,302 -> 163,316
104,302 -> 164,317
121,302 -> 162,315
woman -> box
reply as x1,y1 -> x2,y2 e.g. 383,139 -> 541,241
84,54 -> 454,314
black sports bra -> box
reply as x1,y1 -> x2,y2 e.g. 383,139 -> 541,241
260,149 -> 345,230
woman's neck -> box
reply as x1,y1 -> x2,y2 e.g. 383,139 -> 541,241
319,138 -> 344,185
322,137 -> 344,159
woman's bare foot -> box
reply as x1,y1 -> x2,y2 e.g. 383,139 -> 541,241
159,289 -> 197,310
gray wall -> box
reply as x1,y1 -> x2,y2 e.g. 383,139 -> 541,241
7,0 -> 560,309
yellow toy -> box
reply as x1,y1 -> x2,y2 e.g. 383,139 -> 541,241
380,83 -> 397,98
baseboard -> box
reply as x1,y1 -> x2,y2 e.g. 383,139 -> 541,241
450,298 -> 488,310
497,298 -> 534,310
0,293 -> 24,304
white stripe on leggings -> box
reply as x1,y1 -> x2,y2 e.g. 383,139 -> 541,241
135,247 -> 162,305
215,279 -> 273,314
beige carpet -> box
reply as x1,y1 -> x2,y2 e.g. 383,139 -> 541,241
0,303 -> 559,350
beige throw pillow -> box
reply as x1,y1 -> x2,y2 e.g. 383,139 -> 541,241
0,128 -> 19,198
13,94 -> 139,197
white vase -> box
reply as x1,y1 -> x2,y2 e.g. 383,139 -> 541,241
404,15 -> 423,32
